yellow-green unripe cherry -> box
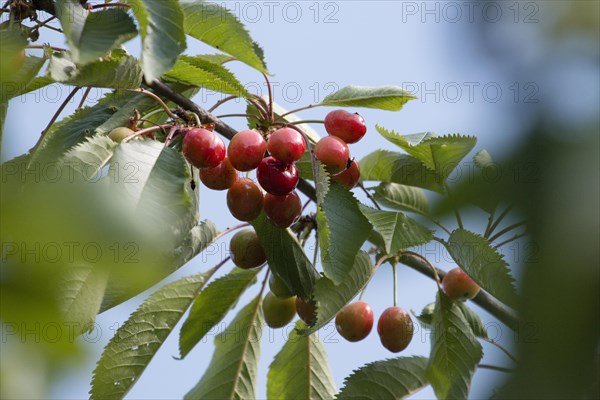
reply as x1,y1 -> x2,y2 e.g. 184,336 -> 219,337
263,292 -> 296,328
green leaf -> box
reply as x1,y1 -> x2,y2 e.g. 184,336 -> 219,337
185,295 -> 263,400
318,183 -> 372,284
376,126 -> 477,181
179,268 -> 259,358
426,291 -> 483,399
336,356 -> 429,399
60,134 -> 117,180
359,205 -> 433,255
268,321 -> 336,400
55,0 -> 88,61
1,55 -> 46,101
320,86 -> 415,111
126,0 -> 186,81
164,55 -> 250,97
9,75 -> 54,98
445,229 -> 517,308
57,265 -> 108,336
47,51 -> 143,88
373,182 -> 429,215
414,302 -> 488,339
299,252 -> 373,335
78,8 -> 138,64
413,302 -> 436,329
0,28 -> 27,80
359,150 -> 444,192
181,0 -> 267,73
90,271 -> 214,399
252,213 -> 319,301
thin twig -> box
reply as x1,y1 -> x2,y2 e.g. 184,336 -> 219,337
32,86 -> 81,151
246,98 -> 269,120
359,183 -> 381,210
484,207 -> 497,238
488,221 -> 527,243
212,223 -> 251,242
126,88 -> 177,120
494,232 -> 529,248
478,364 -> 514,373
486,204 -> 514,239
261,72 -> 274,120
215,113 -> 262,120
276,104 -> 318,121
123,124 -> 173,142
402,250 -> 441,286
483,337 -> 519,363
207,95 -> 239,113
27,44 -> 67,52
445,183 -> 464,230
76,87 -> 92,112
91,2 -> 131,9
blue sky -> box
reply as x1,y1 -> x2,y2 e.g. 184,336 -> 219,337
3,1 -> 597,399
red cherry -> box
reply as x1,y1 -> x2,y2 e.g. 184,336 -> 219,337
314,136 -> 350,175
227,130 -> 267,171
226,178 -> 264,221
296,297 -> 317,325
442,267 -> 481,300
267,127 -> 306,163
324,110 -> 367,144
377,306 -> 414,353
182,128 -> 226,168
332,159 -> 360,189
263,191 -> 302,228
256,156 -> 299,196
199,157 -> 238,191
335,301 -> 374,342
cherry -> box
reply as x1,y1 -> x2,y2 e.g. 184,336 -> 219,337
263,292 -> 296,328
200,157 -> 238,191
227,129 -> 267,171
108,127 -> 134,143
332,159 -> 360,189
377,306 -> 414,353
335,301 -> 374,342
267,127 -> 306,163
269,273 -> 293,299
226,178 -> 263,221
441,267 -> 480,300
314,136 -> 350,175
182,127 -> 226,168
229,229 -> 266,269
296,297 -> 317,326
324,110 -> 367,144
257,156 -> 299,196
264,191 -> 302,228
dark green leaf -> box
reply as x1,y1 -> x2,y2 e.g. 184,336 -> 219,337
414,302 -> 488,339
126,0 -> 186,81
413,302 -> 436,329
445,229 -> 518,308
321,86 -> 416,111
373,182 -> 429,215
185,295 -> 263,400
90,271 -> 214,399
299,252 -> 373,335
1,55 -> 46,101
336,356 -> 429,399
252,213 -> 319,301
181,0 -> 267,73
317,183 -> 372,284
359,150 -> 443,192
268,321 -> 336,400
179,268 -> 259,358
426,291 -> 483,399
359,205 -> 433,254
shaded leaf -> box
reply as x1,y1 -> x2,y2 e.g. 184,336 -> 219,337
321,86 -> 415,111
185,295 -> 263,400
1,55 -> 46,101
90,271 -> 214,399
414,302 -> 488,339
179,268 -> 259,358
60,134 -> 117,180
268,321 -> 336,400
299,252 -> 373,335
373,182 -> 429,215
336,356 -> 429,399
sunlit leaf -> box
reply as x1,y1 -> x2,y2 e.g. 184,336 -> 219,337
373,182 -> 429,215
321,86 -> 415,111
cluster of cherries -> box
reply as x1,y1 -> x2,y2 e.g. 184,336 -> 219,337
229,228 -> 482,353
180,109 -> 367,228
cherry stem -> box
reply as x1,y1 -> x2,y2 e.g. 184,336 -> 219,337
123,124 -> 172,142
478,364 -> 514,373
90,2 -> 131,9
215,113 -> 262,120
208,95 -> 239,113
423,214 -> 452,235
164,126 -> 179,147
31,16 -> 61,33
358,255 -> 390,304
486,204 -> 514,239
247,98 -> 270,121
301,198 -> 313,213
261,72 -> 274,120
126,88 -> 177,120
494,232 -> 528,248
483,337 -> 519,363
488,221 -> 527,243
27,44 -> 67,52
276,104 -> 319,121
392,261 -> 398,307
445,183 -> 464,230
484,208 -> 497,238
258,268 -> 271,298
360,184 -> 381,210
289,120 -> 325,125
32,86 -> 81,153
212,223 -> 251,242
76,87 -> 92,112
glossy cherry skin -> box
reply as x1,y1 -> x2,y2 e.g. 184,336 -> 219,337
257,156 -> 299,196
229,229 -> 266,269
226,178 -> 263,221
264,191 -> 302,228
263,292 -> 297,328
269,273 -> 294,299
227,129 -> 267,171
182,127 -> 226,168
442,267 -> 480,300
200,157 -> 238,191
335,301 -> 374,342
296,297 -> 317,325
108,127 -> 134,143
324,110 -> 367,144
332,159 -> 360,189
267,127 -> 306,163
314,136 -> 350,175
377,306 -> 414,353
